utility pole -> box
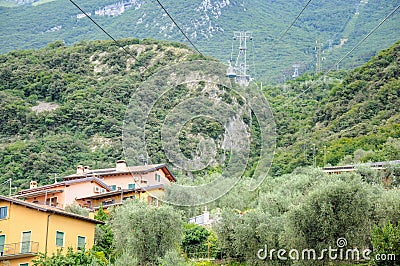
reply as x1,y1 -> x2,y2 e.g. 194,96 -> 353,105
1,178 -> 12,196
315,40 -> 322,74
313,144 -> 317,168
323,145 -> 327,166
292,63 -> 300,78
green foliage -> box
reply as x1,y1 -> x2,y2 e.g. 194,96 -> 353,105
374,190 -> 400,227
182,223 -> 210,256
94,206 -> 108,222
110,200 -> 183,265
158,250 -> 192,266
284,175 -> 377,257
355,165 -> 383,185
0,38 -> 195,194
93,206 -> 114,261
215,209 -> 278,265
213,168 -> 400,265
266,40 -> 400,176
385,164 -> 400,188
371,221 -> 400,266
32,247 -> 107,266
64,203 -> 90,217
182,223 -> 219,259
0,0 -> 399,82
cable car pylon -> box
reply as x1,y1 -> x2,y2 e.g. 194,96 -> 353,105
226,31 -> 254,86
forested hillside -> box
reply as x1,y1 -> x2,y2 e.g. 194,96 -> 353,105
268,40 -> 400,175
0,39 -> 399,194
1,0 -> 399,82
0,38 -> 201,192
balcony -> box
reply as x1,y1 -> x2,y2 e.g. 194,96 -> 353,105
0,241 -> 39,260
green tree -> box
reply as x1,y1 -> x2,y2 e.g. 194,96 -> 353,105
284,174 -> 378,263
374,190 -> 400,227
371,221 -> 400,266
158,250 -> 191,266
64,203 -> 90,217
214,208 -> 284,265
110,200 -> 183,265
182,223 -> 210,257
93,206 -> 114,261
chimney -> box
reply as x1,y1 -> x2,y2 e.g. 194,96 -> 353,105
116,160 -> 128,172
77,165 -> 84,174
84,166 -> 90,173
30,181 -> 38,189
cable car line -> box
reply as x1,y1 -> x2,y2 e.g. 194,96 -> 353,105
68,0 -> 144,68
325,3 -> 400,76
286,3 -> 400,106
274,0 -> 313,45
154,0 -> 204,57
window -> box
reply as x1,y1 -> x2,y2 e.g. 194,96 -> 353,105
56,231 -> 64,247
110,185 -> 117,191
19,263 -> 29,266
155,174 -> 161,182
77,236 -> 86,250
21,231 -> 31,253
0,235 -> 5,256
128,183 -> 135,189
0,206 -> 8,219
102,199 -> 115,206
46,197 -> 58,207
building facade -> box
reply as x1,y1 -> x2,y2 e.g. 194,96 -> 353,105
0,196 -> 102,266
14,160 -> 176,211
15,178 -> 111,209
63,160 -> 176,190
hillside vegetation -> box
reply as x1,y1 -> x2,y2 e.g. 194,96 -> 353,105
0,0 -> 399,82
268,40 -> 400,175
0,38 -> 399,194
0,38 -> 201,192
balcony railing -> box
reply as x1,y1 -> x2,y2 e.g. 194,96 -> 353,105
0,241 -> 39,260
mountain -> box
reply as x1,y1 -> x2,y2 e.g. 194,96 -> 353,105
0,38 -> 201,193
0,0 -> 399,82
0,38 -> 399,194
267,40 -> 400,175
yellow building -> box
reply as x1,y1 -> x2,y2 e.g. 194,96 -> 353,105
0,196 -> 103,266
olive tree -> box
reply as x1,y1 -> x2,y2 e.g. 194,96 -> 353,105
284,174 -> 379,263
110,200 -> 183,265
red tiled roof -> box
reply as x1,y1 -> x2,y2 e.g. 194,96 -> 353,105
17,177 -> 111,195
63,164 -> 176,182
0,195 -> 103,224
